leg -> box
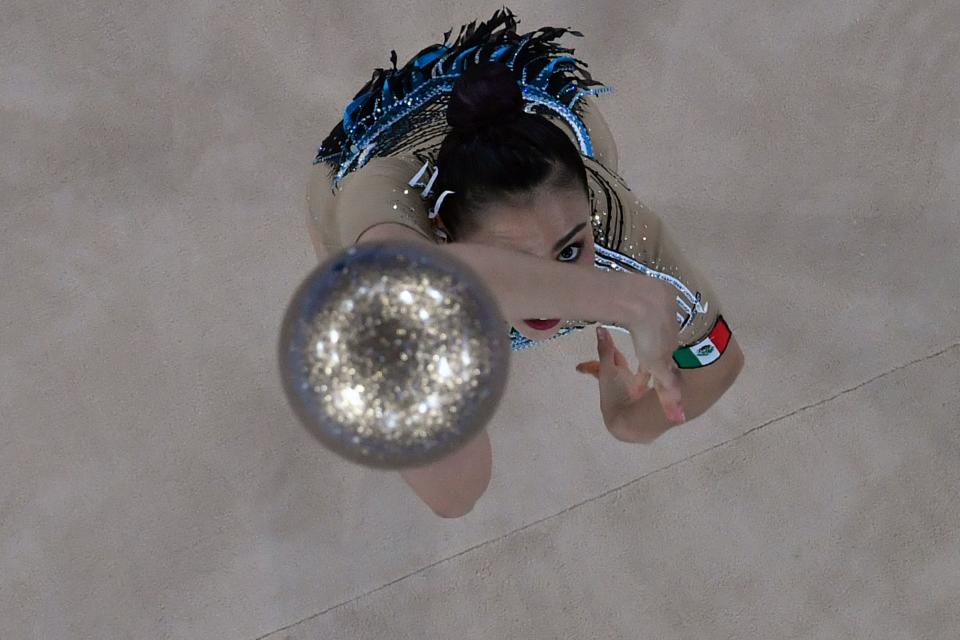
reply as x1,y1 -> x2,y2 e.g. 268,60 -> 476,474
399,428 -> 492,518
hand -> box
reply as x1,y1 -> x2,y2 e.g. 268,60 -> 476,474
576,326 -> 655,436
620,279 -> 685,424
576,326 -> 686,434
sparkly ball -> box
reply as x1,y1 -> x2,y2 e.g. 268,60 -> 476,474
278,239 -> 510,469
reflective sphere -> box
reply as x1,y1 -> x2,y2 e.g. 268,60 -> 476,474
279,239 -> 510,469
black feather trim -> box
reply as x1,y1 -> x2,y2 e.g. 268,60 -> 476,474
315,6 -> 607,176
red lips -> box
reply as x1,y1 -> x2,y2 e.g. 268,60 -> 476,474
523,318 -> 560,331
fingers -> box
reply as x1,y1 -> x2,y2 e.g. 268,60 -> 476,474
577,356 -> 650,386
648,361 -> 685,424
581,327 -> 682,423
597,327 -> 630,365
636,370 -> 654,390
576,361 -> 600,377
583,327 -> 629,380
613,348 -> 628,368
596,326 -> 613,365
582,330 -> 650,390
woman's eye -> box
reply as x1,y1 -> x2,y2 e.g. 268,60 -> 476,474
558,242 -> 584,263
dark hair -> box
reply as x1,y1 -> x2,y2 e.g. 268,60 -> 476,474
433,62 -> 589,241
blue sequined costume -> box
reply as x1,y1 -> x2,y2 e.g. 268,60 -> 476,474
312,7 -> 731,364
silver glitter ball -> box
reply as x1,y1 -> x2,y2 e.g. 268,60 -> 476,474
279,239 -> 510,469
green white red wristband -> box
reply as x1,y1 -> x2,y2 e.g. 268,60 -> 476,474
673,315 -> 732,369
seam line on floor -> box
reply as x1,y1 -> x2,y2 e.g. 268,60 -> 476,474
253,339 -> 960,640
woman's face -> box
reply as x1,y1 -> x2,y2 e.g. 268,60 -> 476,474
460,185 -> 596,341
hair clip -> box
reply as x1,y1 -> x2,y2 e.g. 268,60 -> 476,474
421,166 -> 440,199
428,190 -> 455,219
408,160 -> 431,188
408,160 -> 441,200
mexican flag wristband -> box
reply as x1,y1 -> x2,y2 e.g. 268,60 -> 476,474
673,315 -> 732,369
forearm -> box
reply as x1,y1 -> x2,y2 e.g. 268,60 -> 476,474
437,241 -> 656,327
611,369 -> 716,442
611,335 -> 745,442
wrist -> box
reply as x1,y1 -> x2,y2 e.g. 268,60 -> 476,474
611,271 -> 661,327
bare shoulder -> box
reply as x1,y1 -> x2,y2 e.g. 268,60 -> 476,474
356,222 -> 435,246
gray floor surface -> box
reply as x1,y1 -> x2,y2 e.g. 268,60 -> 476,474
2,1 -> 958,638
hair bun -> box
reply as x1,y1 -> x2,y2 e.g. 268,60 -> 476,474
447,62 -> 524,132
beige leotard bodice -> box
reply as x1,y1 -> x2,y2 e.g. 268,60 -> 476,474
306,95 -> 726,353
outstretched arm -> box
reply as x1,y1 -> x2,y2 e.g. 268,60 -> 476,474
577,323 -> 744,442
607,333 -> 744,443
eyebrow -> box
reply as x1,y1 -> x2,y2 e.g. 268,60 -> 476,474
552,221 -> 588,254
